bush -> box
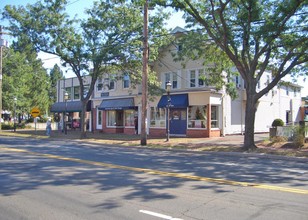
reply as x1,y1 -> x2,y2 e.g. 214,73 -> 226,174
1,123 -> 14,130
292,126 -> 305,148
272,118 -> 284,127
271,136 -> 288,143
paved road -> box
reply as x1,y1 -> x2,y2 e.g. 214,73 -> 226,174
0,136 -> 308,220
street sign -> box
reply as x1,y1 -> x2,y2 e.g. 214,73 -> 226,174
30,107 -> 40,117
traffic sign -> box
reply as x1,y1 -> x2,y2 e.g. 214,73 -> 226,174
30,107 -> 40,117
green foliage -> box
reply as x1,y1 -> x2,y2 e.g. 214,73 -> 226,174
1,121 -> 26,130
292,125 -> 305,148
272,118 -> 284,127
49,64 -> 64,104
173,30 -> 238,99
2,0 -> 171,135
157,0 -> 307,149
2,48 -> 51,116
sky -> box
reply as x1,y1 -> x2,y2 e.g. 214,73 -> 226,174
1,0 -> 307,97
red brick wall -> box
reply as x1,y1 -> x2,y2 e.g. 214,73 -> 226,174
124,127 -> 135,135
103,127 -> 124,133
209,129 -> 221,137
149,128 -> 167,137
187,129 -> 209,138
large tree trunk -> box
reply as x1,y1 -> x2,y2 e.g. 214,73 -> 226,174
80,100 -> 87,139
243,91 -> 258,151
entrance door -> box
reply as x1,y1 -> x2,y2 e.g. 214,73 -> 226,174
170,108 -> 187,135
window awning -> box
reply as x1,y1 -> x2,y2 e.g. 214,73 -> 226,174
98,98 -> 136,110
157,94 -> 189,108
50,101 -> 92,113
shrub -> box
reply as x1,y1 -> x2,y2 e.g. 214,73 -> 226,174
292,126 -> 305,148
1,123 -> 14,130
271,136 -> 288,143
272,118 -> 284,127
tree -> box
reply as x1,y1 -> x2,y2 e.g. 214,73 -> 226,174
49,64 -> 64,104
2,0 -> 170,138
158,0 -> 308,150
2,48 -> 51,117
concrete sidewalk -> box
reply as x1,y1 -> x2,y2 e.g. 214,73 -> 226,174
2,128 -> 268,148
1,129 -> 308,159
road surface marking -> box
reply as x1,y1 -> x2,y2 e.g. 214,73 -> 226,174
1,147 -> 308,195
139,210 -> 183,220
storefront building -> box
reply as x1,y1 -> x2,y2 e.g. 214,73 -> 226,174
51,27 -> 302,138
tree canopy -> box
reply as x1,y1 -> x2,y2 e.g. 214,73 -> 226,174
2,47 -> 51,117
2,0 -> 171,137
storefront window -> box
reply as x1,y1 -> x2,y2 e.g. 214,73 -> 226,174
150,107 -> 166,128
107,111 -> 116,127
125,110 -> 136,126
211,106 -> 219,128
188,106 -> 207,129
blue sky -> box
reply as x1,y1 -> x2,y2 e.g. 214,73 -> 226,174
1,0 -> 307,96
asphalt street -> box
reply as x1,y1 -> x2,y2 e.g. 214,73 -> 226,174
0,135 -> 308,220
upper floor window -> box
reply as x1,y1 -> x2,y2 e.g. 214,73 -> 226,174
83,85 -> 90,98
266,75 -> 270,86
123,73 -> 130,89
74,86 -> 80,100
108,79 -> 115,90
235,75 -> 241,88
188,69 -> 206,88
65,87 -> 72,100
163,72 -> 179,90
97,79 -> 103,91
96,74 -> 115,91
102,74 -> 116,91
294,88 -> 297,97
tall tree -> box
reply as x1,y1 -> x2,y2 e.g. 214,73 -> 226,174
2,0 -> 170,138
158,0 -> 308,150
49,64 -> 64,104
2,48 -> 50,117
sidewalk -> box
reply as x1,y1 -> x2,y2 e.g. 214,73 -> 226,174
1,129 -> 307,158
1,128 -> 265,146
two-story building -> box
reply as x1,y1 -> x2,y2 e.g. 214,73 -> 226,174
51,27 -> 303,138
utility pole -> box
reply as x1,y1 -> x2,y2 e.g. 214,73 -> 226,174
140,0 -> 149,145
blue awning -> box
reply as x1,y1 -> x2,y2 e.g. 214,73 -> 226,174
98,98 -> 136,110
157,94 -> 188,108
50,101 -> 92,113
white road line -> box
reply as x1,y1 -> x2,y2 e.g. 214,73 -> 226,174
139,210 -> 183,220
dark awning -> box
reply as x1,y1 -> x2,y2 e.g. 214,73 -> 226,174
98,98 -> 136,110
50,101 -> 92,113
157,94 -> 189,108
